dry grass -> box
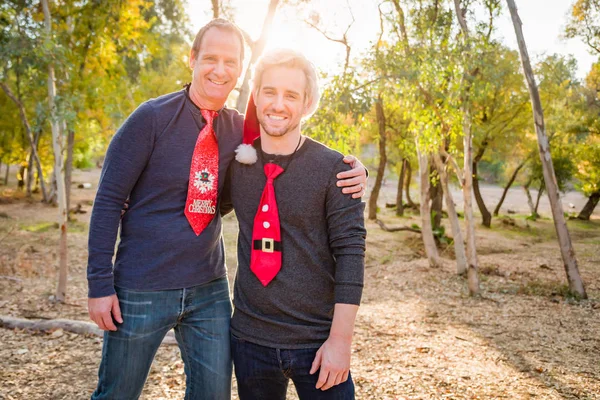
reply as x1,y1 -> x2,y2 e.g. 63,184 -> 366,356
0,172 -> 599,399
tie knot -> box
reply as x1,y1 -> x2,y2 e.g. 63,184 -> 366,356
264,163 -> 284,180
201,110 -> 218,127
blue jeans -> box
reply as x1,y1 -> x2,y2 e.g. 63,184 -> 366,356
91,277 -> 232,400
231,334 -> 355,400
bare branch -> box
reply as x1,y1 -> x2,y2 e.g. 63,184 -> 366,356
486,2 -> 494,41
453,0 -> 470,38
440,149 -> 465,186
344,0 -> 355,37
390,0 -> 411,54
239,27 -> 255,48
376,219 -> 421,233
305,20 -> 347,46
304,7 -> 353,76
211,0 -> 219,18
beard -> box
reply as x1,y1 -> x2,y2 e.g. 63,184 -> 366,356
257,115 -> 300,138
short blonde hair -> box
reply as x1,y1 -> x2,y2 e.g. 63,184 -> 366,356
251,48 -> 320,117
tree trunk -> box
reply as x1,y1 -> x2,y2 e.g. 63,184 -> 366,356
396,159 -> 406,216
4,164 -> 9,185
577,191 -> 600,220
523,179 -> 536,217
32,130 -> 48,201
26,150 -> 34,196
47,170 -> 58,205
534,181 -> 544,216
235,0 -> 280,113
507,0 -> 586,298
416,147 -> 440,267
27,131 -> 40,194
211,0 -> 219,18
0,316 -> 177,346
452,0 -> 479,295
462,119 -> 480,296
405,161 -> 416,208
18,164 -> 25,190
472,162 -> 491,227
42,0 -> 69,303
494,161 -> 525,216
430,165 -> 443,231
434,153 -> 467,275
368,95 -> 387,220
64,126 -> 75,214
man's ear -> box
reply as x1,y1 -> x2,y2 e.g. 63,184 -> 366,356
189,49 -> 196,70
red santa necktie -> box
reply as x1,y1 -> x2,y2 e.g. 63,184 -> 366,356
185,110 -> 219,236
251,163 -> 284,286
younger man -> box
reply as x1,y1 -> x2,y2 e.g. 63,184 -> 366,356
224,49 -> 366,400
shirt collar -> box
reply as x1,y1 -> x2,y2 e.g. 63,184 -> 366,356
183,83 -> 226,120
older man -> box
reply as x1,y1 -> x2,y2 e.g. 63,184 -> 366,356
223,49 -> 365,400
87,19 -> 366,400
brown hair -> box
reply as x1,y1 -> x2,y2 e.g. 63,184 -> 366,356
191,18 -> 245,62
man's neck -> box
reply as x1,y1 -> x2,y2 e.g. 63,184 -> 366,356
261,130 -> 304,155
188,84 -> 225,111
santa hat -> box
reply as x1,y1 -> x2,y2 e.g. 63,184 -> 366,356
235,93 -> 260,164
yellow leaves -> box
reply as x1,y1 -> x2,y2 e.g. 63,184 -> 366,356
571,0 -> 593,22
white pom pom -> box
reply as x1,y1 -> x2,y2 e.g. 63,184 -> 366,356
235,143 -> 258,164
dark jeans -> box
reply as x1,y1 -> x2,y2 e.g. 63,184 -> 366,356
231,334 -> 355,400
91,277 -> 232,400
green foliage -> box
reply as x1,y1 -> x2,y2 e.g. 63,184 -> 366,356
566,0 -> 600,54
304,70 -> 369,153
432,223 -> 450,245
21,221 -> 59,233
0,0 -> 597,217
0,0 -> 190,177
574,134 -> 600,195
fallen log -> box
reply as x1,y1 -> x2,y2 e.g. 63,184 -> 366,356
0,316 -> 177,345
375,219 -> 421,233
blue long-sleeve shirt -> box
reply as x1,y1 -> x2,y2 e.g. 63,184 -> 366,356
87,88 -> 243,298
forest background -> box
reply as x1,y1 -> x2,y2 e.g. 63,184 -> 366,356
0,0 -> 599,399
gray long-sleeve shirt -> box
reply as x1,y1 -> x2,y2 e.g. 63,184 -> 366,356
223,137 -> 366,349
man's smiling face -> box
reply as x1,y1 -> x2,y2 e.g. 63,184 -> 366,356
189,27 -> 242,109
255,66 -> 309,138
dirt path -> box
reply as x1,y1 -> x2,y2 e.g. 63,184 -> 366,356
1,169 -> 599,399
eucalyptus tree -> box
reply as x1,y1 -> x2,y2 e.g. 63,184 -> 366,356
381,0 -> 461,270
0,0 -> 49,200
574,135 -> 600,219
1,0 -> 191,301
41,0 -> 68,301
470,47 -> 531,226
565,1 -> 600,219
506,0 -> 587,298
566,0 -> 600,53
575,62 -> 600,219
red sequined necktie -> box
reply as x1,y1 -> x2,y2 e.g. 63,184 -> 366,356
185,110 -> 219,236
251,163 -> 284,286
